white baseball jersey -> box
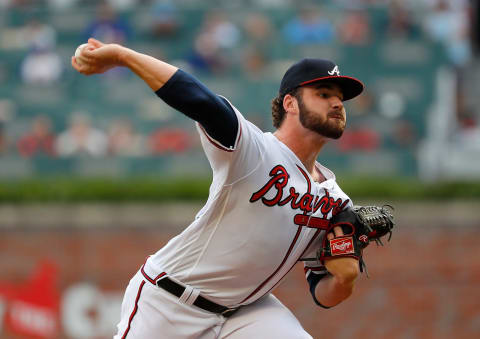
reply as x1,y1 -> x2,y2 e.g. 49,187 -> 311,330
145,101 -> 353,308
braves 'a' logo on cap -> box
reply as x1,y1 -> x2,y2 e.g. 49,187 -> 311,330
328,65 -> 340,76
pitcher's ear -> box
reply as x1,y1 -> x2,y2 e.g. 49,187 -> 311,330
283,93 -> 298,115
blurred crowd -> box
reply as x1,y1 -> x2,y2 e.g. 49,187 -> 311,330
0,0 -> 478,160
0,97 -> 425,159
10,112 -> 194,158
1,0 -> 475,76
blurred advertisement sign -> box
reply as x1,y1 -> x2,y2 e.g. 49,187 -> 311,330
62,283 -> 121,338
0,260 -> 122,339
0,260 -> 60,338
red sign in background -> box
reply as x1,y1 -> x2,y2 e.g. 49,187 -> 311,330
1,223 -> 479,338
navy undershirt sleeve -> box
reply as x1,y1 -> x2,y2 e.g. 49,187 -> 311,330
307,272 -> 331,309
155,69 -> 239,149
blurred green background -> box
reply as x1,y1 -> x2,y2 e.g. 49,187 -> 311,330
0,1 -> 480,339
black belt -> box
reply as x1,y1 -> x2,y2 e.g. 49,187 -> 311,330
156,277 -> 239,318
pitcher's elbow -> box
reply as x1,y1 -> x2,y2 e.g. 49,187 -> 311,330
335,260 -> 360,286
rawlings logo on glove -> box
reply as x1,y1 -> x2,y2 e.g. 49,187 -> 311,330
330,238 -> 354,255
317,205 -> 395,274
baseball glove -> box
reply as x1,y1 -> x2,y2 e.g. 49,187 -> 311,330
317,205 -> 395,274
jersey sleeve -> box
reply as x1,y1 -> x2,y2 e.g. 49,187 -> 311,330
155,69 -> 239,149
196,97 -> 266,184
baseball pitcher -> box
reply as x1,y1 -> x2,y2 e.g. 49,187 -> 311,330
72,38 -> 394,339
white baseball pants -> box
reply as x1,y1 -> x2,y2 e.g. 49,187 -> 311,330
114,269 -> 312,339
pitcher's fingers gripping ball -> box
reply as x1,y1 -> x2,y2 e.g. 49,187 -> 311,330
318,205 -> 395,274
71,38 -> 122,75
74,43 -> 89,67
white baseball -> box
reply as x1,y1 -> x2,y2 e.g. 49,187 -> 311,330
74,43 -> 89,66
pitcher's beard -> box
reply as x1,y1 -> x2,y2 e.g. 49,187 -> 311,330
298,102 -> 345,139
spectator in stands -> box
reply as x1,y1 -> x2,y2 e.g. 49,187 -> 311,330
338,9 -> 371,46
384,0 -> 419,39
56,111 -> 108,157
423,0 -> 472,142
84,1 -> 131,44
243,12 -> 273,46
148,126 -> 192,155
20,45 -> 63,85
83,1 -> 132,78
0,14 -> 52,51
17,115 -> 56,158
423,0 -> 472,67
23,18 -> 57,51
20,18 -> 63,85
241,13 -> 273,78
282,6 -> 335,45
107,118 -> 146,156
187,11 -> 240,74
150,0 -> 181,38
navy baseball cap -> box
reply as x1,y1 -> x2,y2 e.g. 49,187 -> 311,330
279,58 -> 364,101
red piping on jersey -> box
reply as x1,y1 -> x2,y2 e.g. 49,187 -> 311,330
241,226 -> 303,303
299,229 -> 323,259
141,265 -> 166,285
121,280 -> 145,339
296,165 -> 311,193
199,123 -> 242,152
262,229 -> 323,298
236,122 -> 242,144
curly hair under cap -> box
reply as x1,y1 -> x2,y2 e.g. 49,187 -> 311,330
270,88 -> 301,129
